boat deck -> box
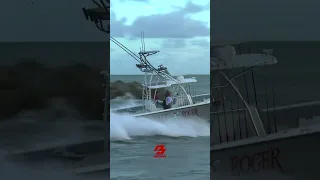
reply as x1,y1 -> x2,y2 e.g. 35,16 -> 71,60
112,93 -> 210,115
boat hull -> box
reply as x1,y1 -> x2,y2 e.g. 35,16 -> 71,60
135,102 -> 210,121
8,138 -> 109,173
211,127 -> 320,180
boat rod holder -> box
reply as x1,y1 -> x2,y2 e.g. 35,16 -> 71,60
82,0 -> 110,33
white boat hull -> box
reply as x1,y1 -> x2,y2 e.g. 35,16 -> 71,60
211,101 -> 320,179
134,102 -> 210,121
8,138 -> 109,173
211,125 -> 320,180
210,45 -> 320,179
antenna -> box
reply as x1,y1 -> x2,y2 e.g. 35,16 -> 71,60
140,31 -> 146,53
143,31 -> 146,52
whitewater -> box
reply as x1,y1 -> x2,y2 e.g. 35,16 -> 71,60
110,101 -> 210,179
110,112 -> 210,141
0,100 -> 107,180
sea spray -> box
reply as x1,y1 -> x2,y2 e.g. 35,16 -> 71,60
110,112 -> 209,141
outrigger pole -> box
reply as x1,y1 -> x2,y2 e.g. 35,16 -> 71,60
82,1 -> 164,77
81,2 -> 191,106
82,1 -> 156,74
82,0 -> 110,159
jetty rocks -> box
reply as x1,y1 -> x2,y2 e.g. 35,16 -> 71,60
0,61 -> 143,121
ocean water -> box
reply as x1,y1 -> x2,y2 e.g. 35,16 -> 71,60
0,100 -> 107,180
110,75 -> 211,180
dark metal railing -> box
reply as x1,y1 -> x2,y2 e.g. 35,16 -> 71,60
83,0 -> 110,33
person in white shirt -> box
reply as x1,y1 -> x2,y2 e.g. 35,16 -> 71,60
165,92 -> 173,109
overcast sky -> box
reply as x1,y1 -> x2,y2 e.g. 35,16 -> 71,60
0,0 -> 109,67
0,0 -> 108,41
110,0 -> 210,75
2,0 -> 320,67
212,0 -> 320,42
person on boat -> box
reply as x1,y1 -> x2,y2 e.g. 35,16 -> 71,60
154,91 -> 163,108
165,90 -> 170,97
154,91 -> 159,102
164,92 -> 173,109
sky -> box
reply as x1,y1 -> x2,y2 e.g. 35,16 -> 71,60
1,0 -> 320,66
110,0 -> 210,75
0,0 -> 108,41
1,0 -> 318,43
212,0 -> 320,43
0,0 -> 109,67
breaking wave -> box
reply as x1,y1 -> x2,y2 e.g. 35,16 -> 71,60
110,111 -> 209,141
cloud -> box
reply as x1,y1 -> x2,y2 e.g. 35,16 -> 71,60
129,12 -> 209,38
189,39 -> 209,47
110,2 -> 209,38
180,1 -> 208,13
162,39 -> 186,49
110,0 -> 210,75
211,0 -> 320,41
110,11 -> 128,37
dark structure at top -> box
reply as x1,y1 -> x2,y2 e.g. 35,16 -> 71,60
83,0 -> 110,34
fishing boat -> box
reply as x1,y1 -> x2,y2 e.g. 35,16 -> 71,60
210,44 -> 320,179
108,34 -> 210,121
